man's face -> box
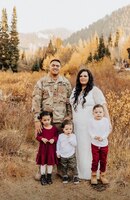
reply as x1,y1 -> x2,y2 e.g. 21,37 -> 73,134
49,61 -> 61,76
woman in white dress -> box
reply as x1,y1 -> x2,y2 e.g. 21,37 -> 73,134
70,69 -> 111,180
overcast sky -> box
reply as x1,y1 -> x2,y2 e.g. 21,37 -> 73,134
0,0 -> 130,33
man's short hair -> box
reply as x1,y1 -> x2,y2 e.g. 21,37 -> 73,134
50,59 -> 61,65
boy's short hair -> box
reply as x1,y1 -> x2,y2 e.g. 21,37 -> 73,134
93,104 -> 104,111
50,59 -> 61,65
61,119 -> 73,129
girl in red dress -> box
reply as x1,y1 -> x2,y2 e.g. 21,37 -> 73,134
36,111 -> 58,185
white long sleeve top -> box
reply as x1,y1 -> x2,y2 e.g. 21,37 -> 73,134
56,133 -> 77,158
88,117 -> 110,147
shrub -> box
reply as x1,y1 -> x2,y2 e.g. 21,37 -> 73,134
0,129 -> 23,155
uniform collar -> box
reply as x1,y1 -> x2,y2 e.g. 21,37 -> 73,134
47,74 -> 64,83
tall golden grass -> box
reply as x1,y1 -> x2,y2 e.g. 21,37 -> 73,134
0,59 -> 129,180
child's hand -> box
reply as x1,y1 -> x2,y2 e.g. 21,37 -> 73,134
94,136 -> 103,141
98,137 -> 103,141
94,136 -> 99,140
49,139 -> 54,144
42,138 -> 48,144
95,136 -> 103,141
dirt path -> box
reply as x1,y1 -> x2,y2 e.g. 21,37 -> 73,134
0,144 -> 130,200
0,173 -> 130,200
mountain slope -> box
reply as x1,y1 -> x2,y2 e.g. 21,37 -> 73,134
65,5 -> 130,44
19,28 -> 73,49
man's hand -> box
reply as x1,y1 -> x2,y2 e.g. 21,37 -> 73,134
41,138 -> 48,144
49,139 -> 54,144
35,121 -> 42,137
64,116 -> 71,121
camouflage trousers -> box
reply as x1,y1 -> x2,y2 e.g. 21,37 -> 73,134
53,123 -> 63,176
60,154 -> 78,177
53,123 -> 62,134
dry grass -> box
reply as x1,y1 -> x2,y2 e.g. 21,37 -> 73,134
0,155 -> 32,180
106,89 -> 130,180
0,60 -> 129,184
0,129 -> 23,155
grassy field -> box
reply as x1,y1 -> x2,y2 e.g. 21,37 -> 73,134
0,62 -> 130,200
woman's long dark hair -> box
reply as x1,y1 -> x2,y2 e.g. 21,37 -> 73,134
73,68 -> 94,110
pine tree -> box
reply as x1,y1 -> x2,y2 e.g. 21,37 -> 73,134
93,51 -> 99,61
114,30 -> 120,47
105,46 -> 111,58
1,8 -> 10,70
87,52 -> 93,63
97,35 -> 106,60
108,33 -> 113,47
32,59 -> 40,71
127,48 -> 130,59
9,7 -> 19,72
46,40 -> 56,56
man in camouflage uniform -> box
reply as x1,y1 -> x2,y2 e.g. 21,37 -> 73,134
32,59 -> 72,179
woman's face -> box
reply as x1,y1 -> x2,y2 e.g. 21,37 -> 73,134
79,71 -> 89,85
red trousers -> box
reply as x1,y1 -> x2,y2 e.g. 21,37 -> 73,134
91,144 -> 108,173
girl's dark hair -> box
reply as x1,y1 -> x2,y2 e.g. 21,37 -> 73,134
73,68 -> 94,110
38,110 -> 53,120
93,104 -> 104,111
61,119 -> 73,129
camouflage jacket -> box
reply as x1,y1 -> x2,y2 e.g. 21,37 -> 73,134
32,75 -> 72,123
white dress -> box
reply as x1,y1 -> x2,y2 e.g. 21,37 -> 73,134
70,86 -> 106,180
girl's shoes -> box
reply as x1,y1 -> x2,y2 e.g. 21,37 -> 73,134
47,173 -> 53,184
40,174 -> 53,185
40,174 -> 47,185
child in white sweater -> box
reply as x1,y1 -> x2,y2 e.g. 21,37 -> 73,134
56,120 -> 79,184
88,104 -> 111,185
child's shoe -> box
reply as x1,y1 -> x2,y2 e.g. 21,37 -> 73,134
40,174 -> 47,185
100,172 -> 109,184
73,176 -> 79,184
91,172 -> 98,185
62,175 -> 69,184
47,173 -> 53,184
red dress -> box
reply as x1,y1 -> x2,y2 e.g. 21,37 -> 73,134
36,126 -> 58,165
